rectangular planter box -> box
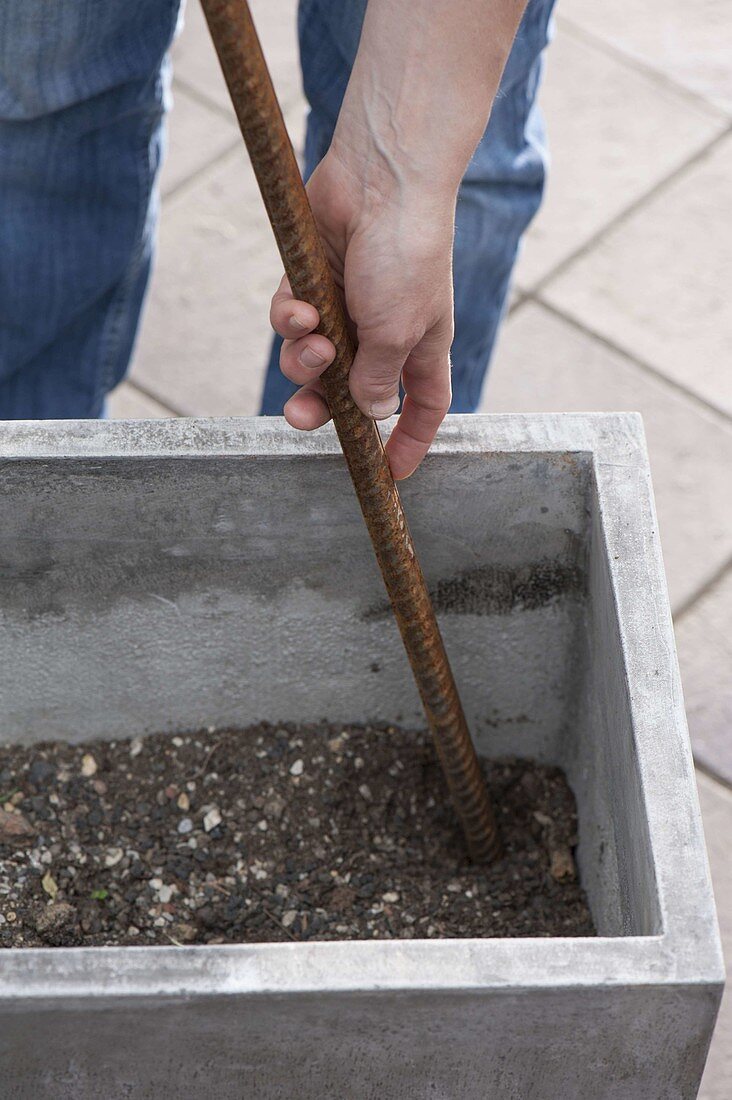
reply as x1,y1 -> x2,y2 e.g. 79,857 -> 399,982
0,413 -> 723,1099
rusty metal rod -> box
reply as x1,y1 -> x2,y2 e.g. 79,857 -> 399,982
200,0 -> 500,862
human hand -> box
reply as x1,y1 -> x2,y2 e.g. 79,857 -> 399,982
269,148 -> 456,481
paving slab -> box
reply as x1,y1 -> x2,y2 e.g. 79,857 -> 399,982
516,26 -> 725,288
558,1 -> 732,114
542,135 -> 732,419
131,148 -> 280,415
676,569 -> 732,785
160,84 -> 238,198
480,301 -> 732,612
696,771 -> 732,1100
107,383 -> 177,420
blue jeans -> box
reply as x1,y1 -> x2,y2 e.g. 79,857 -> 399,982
0,0 -> 554,419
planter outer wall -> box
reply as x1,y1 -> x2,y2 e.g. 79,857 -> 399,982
0,414 -> 723,1099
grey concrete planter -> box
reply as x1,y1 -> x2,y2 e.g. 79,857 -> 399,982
0,414 -> 723,1099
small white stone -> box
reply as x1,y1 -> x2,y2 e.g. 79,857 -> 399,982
129,738 -> 143,758
177,792 -> 190,812
104,847 -> 124,868
257,819 -> 268,832
172,736 -> 184,747
203,808 -> 222,833
281,910 -> 297,928
150,878 -> 163,890
358,784 -> 373,802
382,891 -> 399,904
80,754 -> 97,777
289,759 -> 304,777
158,884 -> 174,904
178,817 -> 194,835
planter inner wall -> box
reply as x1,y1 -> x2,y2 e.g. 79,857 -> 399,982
0,445 -> 655,937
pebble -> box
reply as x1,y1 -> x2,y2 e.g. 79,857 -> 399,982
178,817 -> 194,835
382,891 -> 399,904
281,910 -> 297,928
28,760 -> 56,785
177,792 -> 190,812
263,795 -> 285,821
203,808 -> 222,833
549,846 -> 577,883
289,759 -> 304,777
0,808 -> 35,844
104,847 -> 124,868
172,922 -> 197,943
81,753 -> 98,777
34,902 -> 75,941
41,871 -> 58,899
158,884 -> 174,904
358,784 -> 373,802
129,738 -> 143,758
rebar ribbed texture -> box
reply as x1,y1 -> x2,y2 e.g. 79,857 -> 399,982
200,0 -> 500,861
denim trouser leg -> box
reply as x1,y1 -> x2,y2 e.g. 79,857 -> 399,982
260,0 -> 555,415
0,1 -> 181,418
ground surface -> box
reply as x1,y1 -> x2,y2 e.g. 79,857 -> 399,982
0,724 -> 592,948
107,2 -> 731,1093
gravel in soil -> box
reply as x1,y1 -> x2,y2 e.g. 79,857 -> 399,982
0,723 -> 595,947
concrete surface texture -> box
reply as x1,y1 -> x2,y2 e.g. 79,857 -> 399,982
0,416 -> 722,1099
108,2 -> 732,1095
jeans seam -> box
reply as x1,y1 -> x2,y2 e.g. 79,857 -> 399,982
91,119 -> 151,414
92,4 -> 179,414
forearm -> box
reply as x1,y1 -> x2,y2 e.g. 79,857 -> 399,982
331,0 -> 528,202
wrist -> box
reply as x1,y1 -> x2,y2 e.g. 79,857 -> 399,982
329,111 -> 466,215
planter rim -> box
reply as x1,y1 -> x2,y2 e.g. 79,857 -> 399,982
0,414 -> 723,1001
0,935 -> 723,1001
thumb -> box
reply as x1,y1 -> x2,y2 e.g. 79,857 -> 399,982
348,327 -> 411,420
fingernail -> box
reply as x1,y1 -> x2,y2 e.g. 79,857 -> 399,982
290,314 -> 309,331
299,345 -> 326,369
369,396 -> 400,420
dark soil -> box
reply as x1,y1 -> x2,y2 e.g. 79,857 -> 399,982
0,723 -> 595,947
